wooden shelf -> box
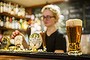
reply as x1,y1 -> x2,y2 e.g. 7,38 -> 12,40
0,12 -> 26,19
0,26 -> 27,33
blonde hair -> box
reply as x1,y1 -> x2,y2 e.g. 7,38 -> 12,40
41,4 -> 61,22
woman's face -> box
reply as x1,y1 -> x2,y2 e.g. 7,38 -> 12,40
42,9 -> 56,27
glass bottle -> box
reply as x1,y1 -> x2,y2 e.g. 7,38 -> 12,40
0,2 -> 4,13
11,17 -> 15,29
5,16 -> 10,28
14,4 -> 19,15
8,2 -> 11,13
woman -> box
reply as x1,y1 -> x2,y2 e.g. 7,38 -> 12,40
11,4 -> 66,53
40,4 -> 66,53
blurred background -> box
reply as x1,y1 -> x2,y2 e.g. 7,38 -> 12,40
0,0 -> 90,54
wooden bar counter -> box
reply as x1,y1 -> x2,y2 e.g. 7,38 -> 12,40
0,51 -> 90,60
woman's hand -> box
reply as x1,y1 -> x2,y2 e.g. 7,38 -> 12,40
11,30 -> 24,39
11,30 -> 29,49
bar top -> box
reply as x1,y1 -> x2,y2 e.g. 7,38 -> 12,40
0,51 -> 90,60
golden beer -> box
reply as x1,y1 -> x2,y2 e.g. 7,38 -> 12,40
66,19 -> 82,55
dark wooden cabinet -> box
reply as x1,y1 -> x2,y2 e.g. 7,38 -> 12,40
67,1 -> 90,34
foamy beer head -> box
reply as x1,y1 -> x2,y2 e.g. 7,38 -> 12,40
66,19 -> 82,27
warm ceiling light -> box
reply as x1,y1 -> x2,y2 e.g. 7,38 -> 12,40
64,0 -> 69,2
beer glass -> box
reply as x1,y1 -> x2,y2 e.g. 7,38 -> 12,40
66,19 -> 82,55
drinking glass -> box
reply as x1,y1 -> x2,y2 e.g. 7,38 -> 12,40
66,19 -> 82,55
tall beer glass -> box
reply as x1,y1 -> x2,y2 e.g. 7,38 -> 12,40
66,19 -> 82,55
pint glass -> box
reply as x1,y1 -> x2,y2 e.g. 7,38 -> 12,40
66,19 -> 82,55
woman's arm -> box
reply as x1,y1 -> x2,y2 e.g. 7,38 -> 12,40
54,50 -> 64,53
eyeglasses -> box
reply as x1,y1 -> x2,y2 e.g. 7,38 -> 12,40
41,15 -> 55,20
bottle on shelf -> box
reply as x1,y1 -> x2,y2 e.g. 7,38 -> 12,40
9,17 -> 12,28
0,2 -> 4,13
8,2 -> 12,14
3,2 -> 6,12
5,16 -> 10,28
11,17 -> 15,29
14,4 -> 19,15
19,19 -> 23,29
22,20 -> 28,30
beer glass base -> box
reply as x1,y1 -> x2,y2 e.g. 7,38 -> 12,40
68,51 -> 82,56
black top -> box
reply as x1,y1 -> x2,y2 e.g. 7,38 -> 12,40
45,29 -> 66,52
